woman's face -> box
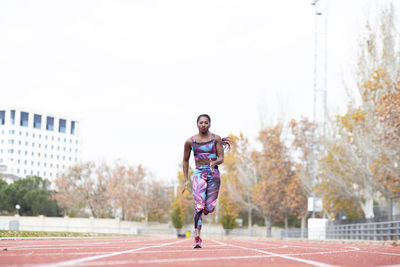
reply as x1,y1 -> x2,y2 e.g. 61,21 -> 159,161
197,116 -> 210,134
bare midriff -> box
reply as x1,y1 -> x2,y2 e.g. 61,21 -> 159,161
195,158 -> 217,166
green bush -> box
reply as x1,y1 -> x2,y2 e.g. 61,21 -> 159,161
222,214 -> 237,229
171,207 -> 183,229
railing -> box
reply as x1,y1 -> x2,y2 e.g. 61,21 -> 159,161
281,228 -> 308,239
326,220 -> 400,240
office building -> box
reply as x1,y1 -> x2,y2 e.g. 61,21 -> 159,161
0,107 -> 81,183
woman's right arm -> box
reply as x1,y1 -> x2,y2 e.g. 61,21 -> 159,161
182,139 -> 192,194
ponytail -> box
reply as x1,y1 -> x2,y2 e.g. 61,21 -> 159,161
221,137 -> 232,152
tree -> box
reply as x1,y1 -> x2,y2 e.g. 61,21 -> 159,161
108,163 -> 147,220
253,125 -> 292,236
0,176 -> 60,216
171,167 -> 193,230
54,162 -> 112,218
289,118 -> 314,234
142,177 -> 173,223
223,133 -> 259,229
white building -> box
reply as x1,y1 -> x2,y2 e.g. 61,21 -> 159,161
0,107 -> 81,183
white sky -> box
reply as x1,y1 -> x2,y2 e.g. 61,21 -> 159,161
0,0 -> 397,182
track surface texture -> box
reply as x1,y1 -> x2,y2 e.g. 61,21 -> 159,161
1,236 -> 400,266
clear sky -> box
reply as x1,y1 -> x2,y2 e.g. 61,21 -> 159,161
0,0 -> 396,182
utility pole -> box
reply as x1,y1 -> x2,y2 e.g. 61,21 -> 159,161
311,0 -> 328,218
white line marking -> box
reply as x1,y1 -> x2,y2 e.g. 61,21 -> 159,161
213,240 -> 338,267
357,250 -> 400,256
38,239 -> 186,267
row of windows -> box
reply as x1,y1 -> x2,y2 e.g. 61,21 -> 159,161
0,149 -> 78,158
7,158 -> 73,168
16,169 -> 57,178
1,130 -> 79,143
0,141 -> 79,152
0,110 -> 76,135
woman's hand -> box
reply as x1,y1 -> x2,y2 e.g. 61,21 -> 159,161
181,180 -> 189,194
209,159 -> 215,173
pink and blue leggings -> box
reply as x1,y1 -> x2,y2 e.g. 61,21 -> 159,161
192,165 -> 221,229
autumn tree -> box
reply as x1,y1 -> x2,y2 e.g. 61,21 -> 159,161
108,163 -> 147,220
171,167 -> 194,229
253,125 -> 293,236
54,162 -> 112,218
223,133 -> 259,229
289,118 -> 314,232
317,2 -> 400,220
142,177 -> 173,223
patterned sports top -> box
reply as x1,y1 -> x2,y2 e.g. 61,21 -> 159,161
191,134 -> 217,167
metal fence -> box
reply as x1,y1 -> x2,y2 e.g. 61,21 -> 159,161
326,220 -> 400,240
281,228 -> 308,239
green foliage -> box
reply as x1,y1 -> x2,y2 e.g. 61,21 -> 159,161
221,214 -> 237,229
171,206 -> 183,229
0,176 -> 61,216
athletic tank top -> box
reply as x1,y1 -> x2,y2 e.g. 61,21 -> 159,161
191,134 -> 217,165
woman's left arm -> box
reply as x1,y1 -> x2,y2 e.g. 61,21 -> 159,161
210,135 -> 224,170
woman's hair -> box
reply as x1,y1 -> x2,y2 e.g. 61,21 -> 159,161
221,137 -> 232,152
196,114 -> 231,152
197,114 -> 211,123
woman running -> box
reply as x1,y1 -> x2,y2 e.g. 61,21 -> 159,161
182,114 -> 231,248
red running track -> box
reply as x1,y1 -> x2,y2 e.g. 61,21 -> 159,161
1,236 -> 400,266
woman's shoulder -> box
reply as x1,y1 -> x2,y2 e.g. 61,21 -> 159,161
212,133 -> 222,141
185,136 -> 194,145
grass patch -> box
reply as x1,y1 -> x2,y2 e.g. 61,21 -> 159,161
0,230 -> 123,238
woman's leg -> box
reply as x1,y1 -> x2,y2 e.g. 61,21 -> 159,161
204,168 -> 221,215
192,168 -> 208,233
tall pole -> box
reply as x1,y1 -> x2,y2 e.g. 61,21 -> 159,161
311,0 -> 328,218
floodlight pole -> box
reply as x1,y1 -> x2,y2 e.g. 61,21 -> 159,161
311,0 -> 328,218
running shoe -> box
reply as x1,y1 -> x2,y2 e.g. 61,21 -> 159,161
193,236 -> 202,248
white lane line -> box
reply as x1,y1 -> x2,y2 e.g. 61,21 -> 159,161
213,240 -> 339,267
37,239 -> 187,267
356,250 -> 400,256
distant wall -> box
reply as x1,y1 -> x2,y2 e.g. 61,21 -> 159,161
0,215 -> 285,238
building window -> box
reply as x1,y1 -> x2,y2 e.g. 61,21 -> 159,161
71,121 -> 76,135
59,119 -> 66,133
34,114 -> 42,129
18,150 -> 21,155
46,116 -> 54,131
32,143 -> 35,147
32,133 -> 35,138
8,149 -> 14,154
19,131 -> 22,136
24,160 -> 27,165
17,169 -> 20,174
10,110 -> 15,125
18,140 -> 21,145
0,110 -> 5,125
20,111 -> 29,127
8,139 -> 14,144
9,130 -> 15,135
24,170 -> 26,174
